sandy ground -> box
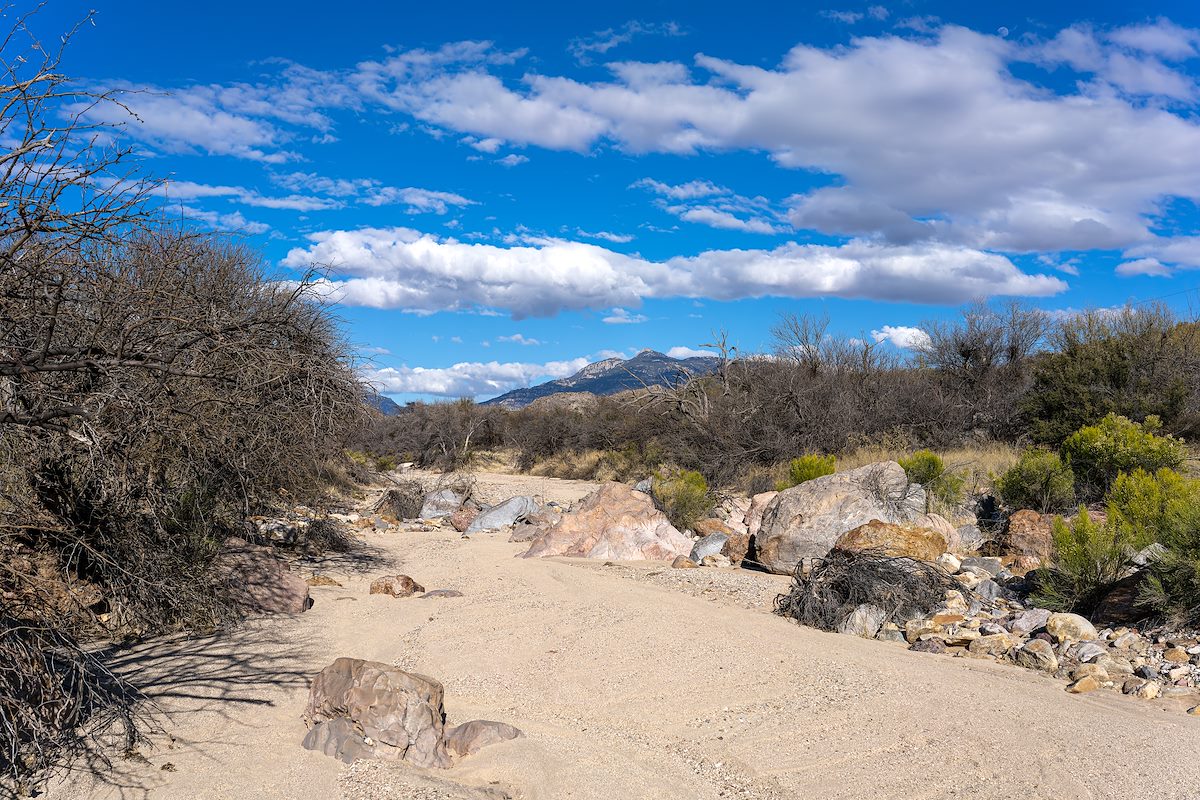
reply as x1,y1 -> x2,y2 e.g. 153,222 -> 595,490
53,471 -> 1200,800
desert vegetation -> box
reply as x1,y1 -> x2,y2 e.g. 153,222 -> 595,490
0,14 -> 365,794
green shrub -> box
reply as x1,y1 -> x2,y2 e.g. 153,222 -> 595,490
995,448 -> 1076,512
898,449 -> 964,506
374,454 -> 399,472
652,469 -> 715,532
776,454 -> 836,491
1061,413 -> 1186,502
1106,468 -> 1197,551
1030,508 -> 1134,613
1139,492 -> 1200,625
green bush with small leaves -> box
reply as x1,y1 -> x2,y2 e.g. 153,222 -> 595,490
898,449 -> 964,507
1106,467 -> 1197,551
996,448 -> 1076,513
776,454 -> 836,491
1030,508 -> 1135,613
1061,413 -> 1186,502
652,469 -> 715,532
374,454 -> 399,472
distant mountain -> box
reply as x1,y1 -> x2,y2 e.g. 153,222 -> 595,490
483,350 -> 720,409
366,389 -> 403,416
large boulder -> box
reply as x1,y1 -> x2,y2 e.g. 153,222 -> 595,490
302,658 -> 451,768
214,537 -> 310,614
752,462 -> 944,575
419,489 -> 463,520
521,482 -> 691,561
999,510 -> 1053,562
466,496 -> 540,533
834,519 -> 949,562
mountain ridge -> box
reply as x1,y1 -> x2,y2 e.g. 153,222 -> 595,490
482,349 -> 719,409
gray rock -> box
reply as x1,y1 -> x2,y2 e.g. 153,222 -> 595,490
690,532 -> 729,563
1136,665 -> 1158,680
754,461 -> 950,574
960,556 -> 1003,576
955,524 -> 985,553
974,579 -> 1003,602
1129,543 -> 1166,568
419,489 -> 463,520
634,478 -> 653,493
910,638 -> 947,654
466,496 -> 540,533
1070,641 -> 1107,663
839,603 -> 886,638
1007,608 -> 1052,636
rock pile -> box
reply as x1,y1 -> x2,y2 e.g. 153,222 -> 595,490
887,556 -> 1200,705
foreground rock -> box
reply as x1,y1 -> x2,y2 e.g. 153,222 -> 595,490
522,482 -> 691,561
834,519 -> 949,562
303,658 -> 451,767
214,537 -> 311,614
466,496 -> 540,533
302,658 -> 523,767
753,462 -> 950,574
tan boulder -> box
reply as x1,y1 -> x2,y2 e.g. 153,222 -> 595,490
1014,639 -> 1059,672
1066,676 -> 1101,694
999,510 -> 1054,561
834,519 -> 948,562
672,555 -> 699,569
521,483 -> 692,561
1046,612 -> 1098,643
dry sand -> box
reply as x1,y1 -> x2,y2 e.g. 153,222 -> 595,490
53,472 -> 1200,800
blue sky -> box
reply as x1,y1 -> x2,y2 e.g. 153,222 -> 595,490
34,0 -> 1200,400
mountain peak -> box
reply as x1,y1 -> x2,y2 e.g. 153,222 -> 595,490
482,350 -> 719,409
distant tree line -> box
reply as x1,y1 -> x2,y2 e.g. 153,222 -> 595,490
360,301 -> 1200,490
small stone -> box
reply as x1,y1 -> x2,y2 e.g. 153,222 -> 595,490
839,604 -> 886,639
974,579 -> 1003,603
700,553 -> 732,568
960,556 -> 1003,576
369,575 -> 425,597
1046,612 -> 1098,643
942,591 -> 968,612
932,613 -> 965,625
936,553 -> 962,573
1136,681 -> 1162,700
1066,676 -> 1101,693
1164,647 -> 1190,664
1113,632 -> 1145,651
968,633 -> 1018,658
1072,663 -> 1109,681
1014,639 -> 1059,672
671,555 -> 699,569
1135,665 -> 1158,680
910,638 -> 947,654
1168,666 -> 1190,681
1187,705 -> 1200,716
421,589 -> 464,599
1070,641 -> 1107,663
1096,654 -> 1134,675
1007,608 -> 1052,636
307,575 -> 343,587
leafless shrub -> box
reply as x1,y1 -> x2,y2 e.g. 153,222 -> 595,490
0,8 -> 366,792
774,549 -> 963,632
374,481 -> 425,520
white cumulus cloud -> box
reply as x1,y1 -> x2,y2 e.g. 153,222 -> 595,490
871,325 -> 932,349
282,226 -> 1067,318
363,357 -> 589,398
